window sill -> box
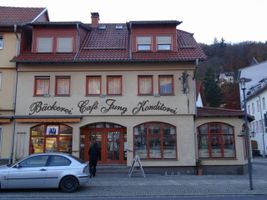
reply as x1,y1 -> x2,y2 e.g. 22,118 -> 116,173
159,93 -> 175,96
138,94 -> 154,96
55,95 -> 70,97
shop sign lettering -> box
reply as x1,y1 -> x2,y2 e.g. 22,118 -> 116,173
28,99 -> 178,115
29,101 -> 73,115
132,100 -> 178,115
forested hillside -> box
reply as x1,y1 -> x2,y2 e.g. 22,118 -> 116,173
197,39 -> 267,109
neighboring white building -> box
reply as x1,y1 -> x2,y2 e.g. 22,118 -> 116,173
239,60 -> 267,157
246,78 -> 267,157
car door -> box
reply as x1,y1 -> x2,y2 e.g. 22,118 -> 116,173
6,155 -> 49,189
45,155 -> 72,187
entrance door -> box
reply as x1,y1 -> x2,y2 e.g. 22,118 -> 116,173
80,123 -> 126,164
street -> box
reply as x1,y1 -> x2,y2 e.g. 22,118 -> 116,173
0,158 -> 267,199
0,193 -> 267,200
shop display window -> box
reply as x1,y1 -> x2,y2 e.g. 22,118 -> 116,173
30,124 -> 72,154
134,122 -> 177,160
198,122 -> 236,158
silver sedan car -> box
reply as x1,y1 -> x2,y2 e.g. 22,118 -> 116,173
0,153 -> 89,192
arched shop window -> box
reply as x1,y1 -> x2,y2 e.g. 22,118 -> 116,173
30,124 -> 72,154
133,122 -> 177,160
197,122 -> 236,158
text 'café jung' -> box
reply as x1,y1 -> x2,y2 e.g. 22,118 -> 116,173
3,11 -> 249,175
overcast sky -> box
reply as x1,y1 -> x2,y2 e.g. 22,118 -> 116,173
1,0 -> 267,44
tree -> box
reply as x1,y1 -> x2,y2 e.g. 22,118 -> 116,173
203,67 -> 223,107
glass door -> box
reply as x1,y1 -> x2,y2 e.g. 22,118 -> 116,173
107,131 -> 120,161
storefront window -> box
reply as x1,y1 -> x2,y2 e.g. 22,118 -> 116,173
198,122 -> 235,158
134,122 -> 177,160
30,124 -> 72,154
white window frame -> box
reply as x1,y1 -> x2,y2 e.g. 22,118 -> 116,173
0,35 -> 3,49
56,37 -> 73,53
156,36 -> 172,51
37,37 -> 53,53
137,36 -> 152,51
0,127 -> 2,157
0,72 -> 2,90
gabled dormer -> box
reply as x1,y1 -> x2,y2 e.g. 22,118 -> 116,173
128,21 -> 181,53
31,22 -> 89,54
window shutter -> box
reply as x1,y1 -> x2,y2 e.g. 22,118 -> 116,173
137,36 -> 151,44
37,37 -> 53,52
157,36 -> 171,44
57,37 -> 73,52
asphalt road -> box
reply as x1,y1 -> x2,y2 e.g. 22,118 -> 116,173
0,194 -> 267,200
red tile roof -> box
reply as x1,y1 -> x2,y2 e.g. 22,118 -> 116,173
0,6 -> 48,26
197,107 -> 245,117
13,22 -> 207,63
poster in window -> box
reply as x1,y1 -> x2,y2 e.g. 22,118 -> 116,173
46,125 -> 59,135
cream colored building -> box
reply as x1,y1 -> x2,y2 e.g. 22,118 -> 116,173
0,6 -> 48,164
11,13 -> 249,174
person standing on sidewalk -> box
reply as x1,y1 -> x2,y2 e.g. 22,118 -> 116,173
89,141 -> 99,178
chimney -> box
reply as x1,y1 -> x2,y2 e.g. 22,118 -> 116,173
91,12 -> 99,28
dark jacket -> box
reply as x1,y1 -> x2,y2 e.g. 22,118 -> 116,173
89,143 -> 99,161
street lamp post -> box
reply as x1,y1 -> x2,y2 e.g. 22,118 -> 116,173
240,77 -> 253,190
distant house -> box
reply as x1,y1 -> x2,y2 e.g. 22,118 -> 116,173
0,6 -> 49,164
218,72 -> 235,86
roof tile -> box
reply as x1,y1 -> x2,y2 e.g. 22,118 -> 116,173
0,6 -> 47,26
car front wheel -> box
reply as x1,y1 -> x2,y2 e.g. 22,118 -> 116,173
59,176 -> 79,192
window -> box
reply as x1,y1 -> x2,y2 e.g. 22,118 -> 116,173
0,72 -> 2,90
0,35 -> 3,49
34,76 -> 50,96
57,37 -> 73,53
157,36 -> 172,51
198,122 -> 236,158
257,99 -> 260,112
107,76 -> 122,95
48,155 -> 71,166
159,75 -> 174,95
252,103 -> 255,114
86,76 -> 101,95
30,124 -> 72,154
0,127 -> 2,155
19,155 -> 49,168
55,76 -> 70,96
137,36 -> 152,51
37,37 -> 53,52
134,122 -> 177,160
263,97 -> 266,110
138,75 -> 153,95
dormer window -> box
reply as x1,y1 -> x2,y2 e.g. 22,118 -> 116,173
137,36 -> 152,51
57,37 -> 73,53
98,25 -> 106,30
157,36 -> 172,51
37,37 -> 53,53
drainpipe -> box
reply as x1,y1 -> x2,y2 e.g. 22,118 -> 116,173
10,24 -> 19,164
74,23 -> 80,61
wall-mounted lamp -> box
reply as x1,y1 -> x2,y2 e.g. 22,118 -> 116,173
179,71 -> 189,94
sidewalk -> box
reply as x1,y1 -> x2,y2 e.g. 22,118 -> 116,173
82,157 -> 267,197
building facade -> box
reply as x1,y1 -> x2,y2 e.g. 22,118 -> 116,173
8,11 -> 249,174
0,6 -> 48,164
246,78 -> 267,157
